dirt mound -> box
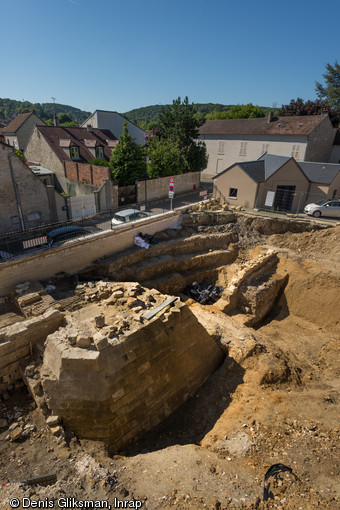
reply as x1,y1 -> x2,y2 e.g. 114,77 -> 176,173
269,224 -> 340,265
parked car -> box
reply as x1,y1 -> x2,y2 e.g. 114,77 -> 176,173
47,226 -> 92,246
111,209 -> 153,226
304,199 -> 340,218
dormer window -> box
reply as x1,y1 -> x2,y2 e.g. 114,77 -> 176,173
70,146 -> 80,160
96,146 -> 104,159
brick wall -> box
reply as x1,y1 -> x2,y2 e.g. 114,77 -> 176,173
64,161 -> 111,186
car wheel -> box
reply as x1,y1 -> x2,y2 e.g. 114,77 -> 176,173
312,210 -> 321,218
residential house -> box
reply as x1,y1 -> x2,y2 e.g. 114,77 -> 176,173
0,141 -> 67,234
213,153 -> 340,212
213,154 -> 311,212
81,110 -> 145,145
3,110 -> 46,151
199,113 -> 335,177
25,125 -> 118,190
298,161 -> 340,201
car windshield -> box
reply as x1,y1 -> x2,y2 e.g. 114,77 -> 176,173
315,200 -> 328,205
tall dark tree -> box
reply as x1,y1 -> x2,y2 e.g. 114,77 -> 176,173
154,96 -> 208,173
279,97 -> 328,117
109,121 -> 146,185
315,61 -> 340,114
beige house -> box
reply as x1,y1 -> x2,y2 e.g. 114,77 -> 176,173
213,154 -> 310,212
81,110 -> 145,145
3,111 -> 45,151
298,161 -> 340,201
199,113 -> 335,177
0,142 -> 67,234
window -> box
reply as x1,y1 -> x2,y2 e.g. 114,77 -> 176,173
332,189 -> 338,198
291,144 -> 300,159
70,146 -> 80,160
96,146 -> 104,159
239,142 -> 247,157
218,141 -> 224,154
261,143 -> 269,153
229,188 -> 238,199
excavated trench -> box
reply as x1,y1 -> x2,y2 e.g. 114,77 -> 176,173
1,214 -> 339,453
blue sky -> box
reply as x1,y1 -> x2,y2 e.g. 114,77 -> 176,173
2,0 -> 339,113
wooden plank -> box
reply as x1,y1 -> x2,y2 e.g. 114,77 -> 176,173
144,296 -> 178,320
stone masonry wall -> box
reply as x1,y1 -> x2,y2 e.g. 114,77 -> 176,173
0,143 -> 52,233
0,309 -> 64,392
40,299 -> 224,451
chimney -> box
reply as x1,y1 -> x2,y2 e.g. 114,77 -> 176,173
267,111 -> 275,123
87,124 -> 93,132
53,112 -> 59,126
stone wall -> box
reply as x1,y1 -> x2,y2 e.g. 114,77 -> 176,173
0,143 -> 52,233
40,297 -> 224,451
0,309 -> 64,393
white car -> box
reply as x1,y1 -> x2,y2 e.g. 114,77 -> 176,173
111,209 -> 153,226
304,199 -> 340,218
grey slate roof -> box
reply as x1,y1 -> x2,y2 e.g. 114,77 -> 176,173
298,161 -> 340,184
213,153 -> 292,183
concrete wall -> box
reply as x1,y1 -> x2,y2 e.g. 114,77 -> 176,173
0,309 -> 64,392
200,134 -> 308,176
304,116 -> 335,163
64,161 -> 111,186
0,143 -> 52,233
213,165 -> 258,208
0,212 -> 182,296
83,111 -> 145,146
137,172 -> 200,202
41,301 -> 223,451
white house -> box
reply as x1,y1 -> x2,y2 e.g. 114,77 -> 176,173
81,110 -> 145,145
199,113 -> 335,177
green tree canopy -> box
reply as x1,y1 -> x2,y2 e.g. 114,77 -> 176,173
109,121 -> 146,185
147,138 -> 185,178
206,103 -> 265,120
148,96 -> 208,175
315,61 -> 340,114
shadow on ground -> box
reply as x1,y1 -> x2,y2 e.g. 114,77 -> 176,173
121,355 -> 245,456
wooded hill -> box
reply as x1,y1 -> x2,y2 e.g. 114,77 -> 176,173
0,98 -> 91,124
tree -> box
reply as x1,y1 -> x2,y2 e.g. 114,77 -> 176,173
147,138 -> 184,178
315,61 -> 340,114
109,121 -> 146,185
206,103 -> 265,120
154,96 -> 208,173
279,97 -> 328,116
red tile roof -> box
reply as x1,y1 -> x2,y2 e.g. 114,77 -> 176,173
199,114 -> 329,137
36,125 -> 118,163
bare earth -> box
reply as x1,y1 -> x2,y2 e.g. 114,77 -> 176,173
0,220 -> 339,510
